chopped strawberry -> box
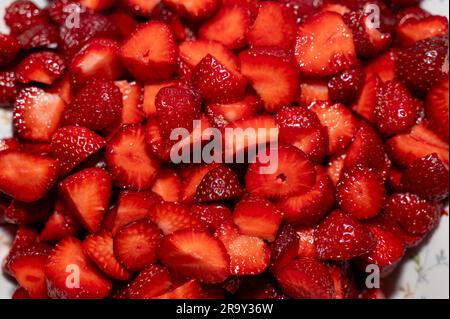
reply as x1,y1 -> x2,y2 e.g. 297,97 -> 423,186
0,137 -> 20,153
179,163 -> 220,202
328,68 -> 365,104
4,194 -> 54,225
294,11 -> 357,76
269,223 -> 300,271
144,119 -> 173,162
364,48 -> 397,83
156,279 -> 205,299
396,36 -> 448,95
195,166 -> 243,202
206,95 -> 262,128
15,22 -> 59,50
246,144 -> 316,199
314,209 -> 376,260
50,126 -> 106,176
113,81 -> 145,126
6,226 -> 38,259
47,0 -> 90,26
425,77 -> 449,142
327,152 -> 346,186
299,79 -> 330,107
142,80 -> 177,117
237,276 -> 285,299
79,0 -> 116,11
69,38 -> 125,89
247,1 -> 297,50
384,193 -> 440,236
159,229 -> 230,283
199,4 -> 252,49
0,33 -> 20,67
215,221 -> 270,275
232,195 -> 283,242
113,219 -> 162,272
120,0 -> 161,16
123,265 -> 173,299
12,287 -> 31,299
149,201 -> 205,235
59,168 -> 112,233
16,51 -> 66,85
191,54 -> 247,104
107,12 -> 138,38
328,263 -> 358,299
39,200 -> 81,242
320,3 -> 351,15
13,87 -> 65,142
352,72 -> 382,123
106,124 -> 161,190
336,166 -> 386,220
240,48 -> 300,112
386,123 -> 449,168
274,258 -> 336,299
396,15 -> 448,48
401,153 -> 449,202
0,151 -> 59,202
45,237 -> 112,299
190,203 -> 232,232
151,168 -> 181,202
4,0 -> 48,35
276,167 -> 335,226
309,101 -> 358,155
119,21 -> 178,81
0,69 -> 23,107
278,0 -> 323,23
296,227 -> 317,258
48,73 -> 73,104
164,0 -> 218,20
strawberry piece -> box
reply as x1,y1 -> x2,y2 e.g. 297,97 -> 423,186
314,209 -> 376,260
12,287 -> 31,299
151,168 -> 181,202
0,151 -> 59,202
179,163 -> 220,202
296,227 -> 317,258
155,85 -> 201,137
69,38 -> 125,89
149,201 -> 205,235
269,223 -> 300,271
215,221 -> 270,275
396,36 -> 448,95
397,15 -> 448,48
142,80 -> 176,117
384,193 -> 440,236
0,138 -> 20,153
320,3 -> 351,15
277,0 -> 322,23
47,0 -> 90,26
63,78 -> 122,131
309,101 -> 357,155
190,203 -> 232,232
425,77 -> 449,142
328,263 -> 358,299
107,12 -> 138,38
59,12 -> 119,58
352,72 -> 382,122
199,4 -> 252,49
0,70 -> 23,107
240,48 -> 300,112
123,265 -> 172,299
79,0 -> 116,11
50,126 -> 106,176
299,79 -> 330,107
5,243 -> 51,299
375,80 -> 417,136
164,0 -> 218,20
83,231 -> 131,281
59,168 -> 112,233
195,166 -> 243,202
113,219 -> 163,272
157,279 -> 205,299
232,195 -> 283,242
358,224 -> 406,276
109,191 -> 161,235
328,68 -> 365,104
327,152 -> 346,186
237,276 -> 285,300
206,95 -> 262,128
6,226 -> 38,260
119,21 -> 178,81
48,73 -> 73,104
401,154 -> 449,202
113,81 -> 145,126
274,258 -> 336,299
15,23 -> 59,49
16,51 -> 66,85
364,48 -> 397,83
120,0 -> 161,16
4,0 -> 48,35
144,118 -> 173,162
159,229 -> 230,283
45,237 -> 112,299
39,200 -> 81,242
247,1 -> 297,50
13,87 -> 65,142
294,11 -> 357,76
386,123 -> 449,167
246,144 -> 316,199
276,167 -> 335,226
191,54 -> 247,104
106,124 -> 161,190
336,166 -> 386,220
0,33 -> 20,67
4,194 -> 54,225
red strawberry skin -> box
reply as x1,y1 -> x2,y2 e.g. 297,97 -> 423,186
425,77 -> 449,142
0,33 -> 21,67
195,166 -> 243,202
16,51 -> 66,85
4,0 -> 48,35
1,69 -> 23,107
328,68 -> 365,105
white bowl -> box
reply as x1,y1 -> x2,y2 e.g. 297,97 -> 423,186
0,0 -> 448,299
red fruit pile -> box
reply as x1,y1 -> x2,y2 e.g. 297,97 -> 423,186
0,0 -> 448,299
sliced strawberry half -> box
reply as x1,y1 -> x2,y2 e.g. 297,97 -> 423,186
299,79 -> 330,107
151,167 -> 181,202
364,48 -> 397,83
328,263 -> 358,299
50,126 -> 106,176
195,166 -> 243,202
240,48 -> 300,113
122,265 -> 172,299
107,12 -> 138,38
16,51 -> 66,85
83,231 -> 131,280
12,287 -> 31,299
114,80 -> 145,125
39,200 -> 81,243
113,219 -> 163,272
206,95 -> 262,128
425,77 -> 449,142
59,168 -> 112,233
314,209 -> 376,261
396,15 -> 448,48
0,138 -> 20,153
0,150 -> 59,202
79,0 -> 116,11
45,237 -> 112,299
4,194 -> 54,225
156,279 -> 205,299
119,21 -> 178,81
142,81 -> 177,117
106,124 -> 161,191
4,0 -> 48,35
269,223 -> 300,272
159,229 -> 230,283
180,163 -> 221,203
352,72 -> 382,123
328,67 -> 365,105
0,33 -> 20,67
190,203 -> 232,232
144,118 -> 173,162
13,87 -> 66,142
232,195 -> 283,242
245,144 -> 316,199
296,227 -> 317,258
294,11 -> 357,76
163,0 -> 218,20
